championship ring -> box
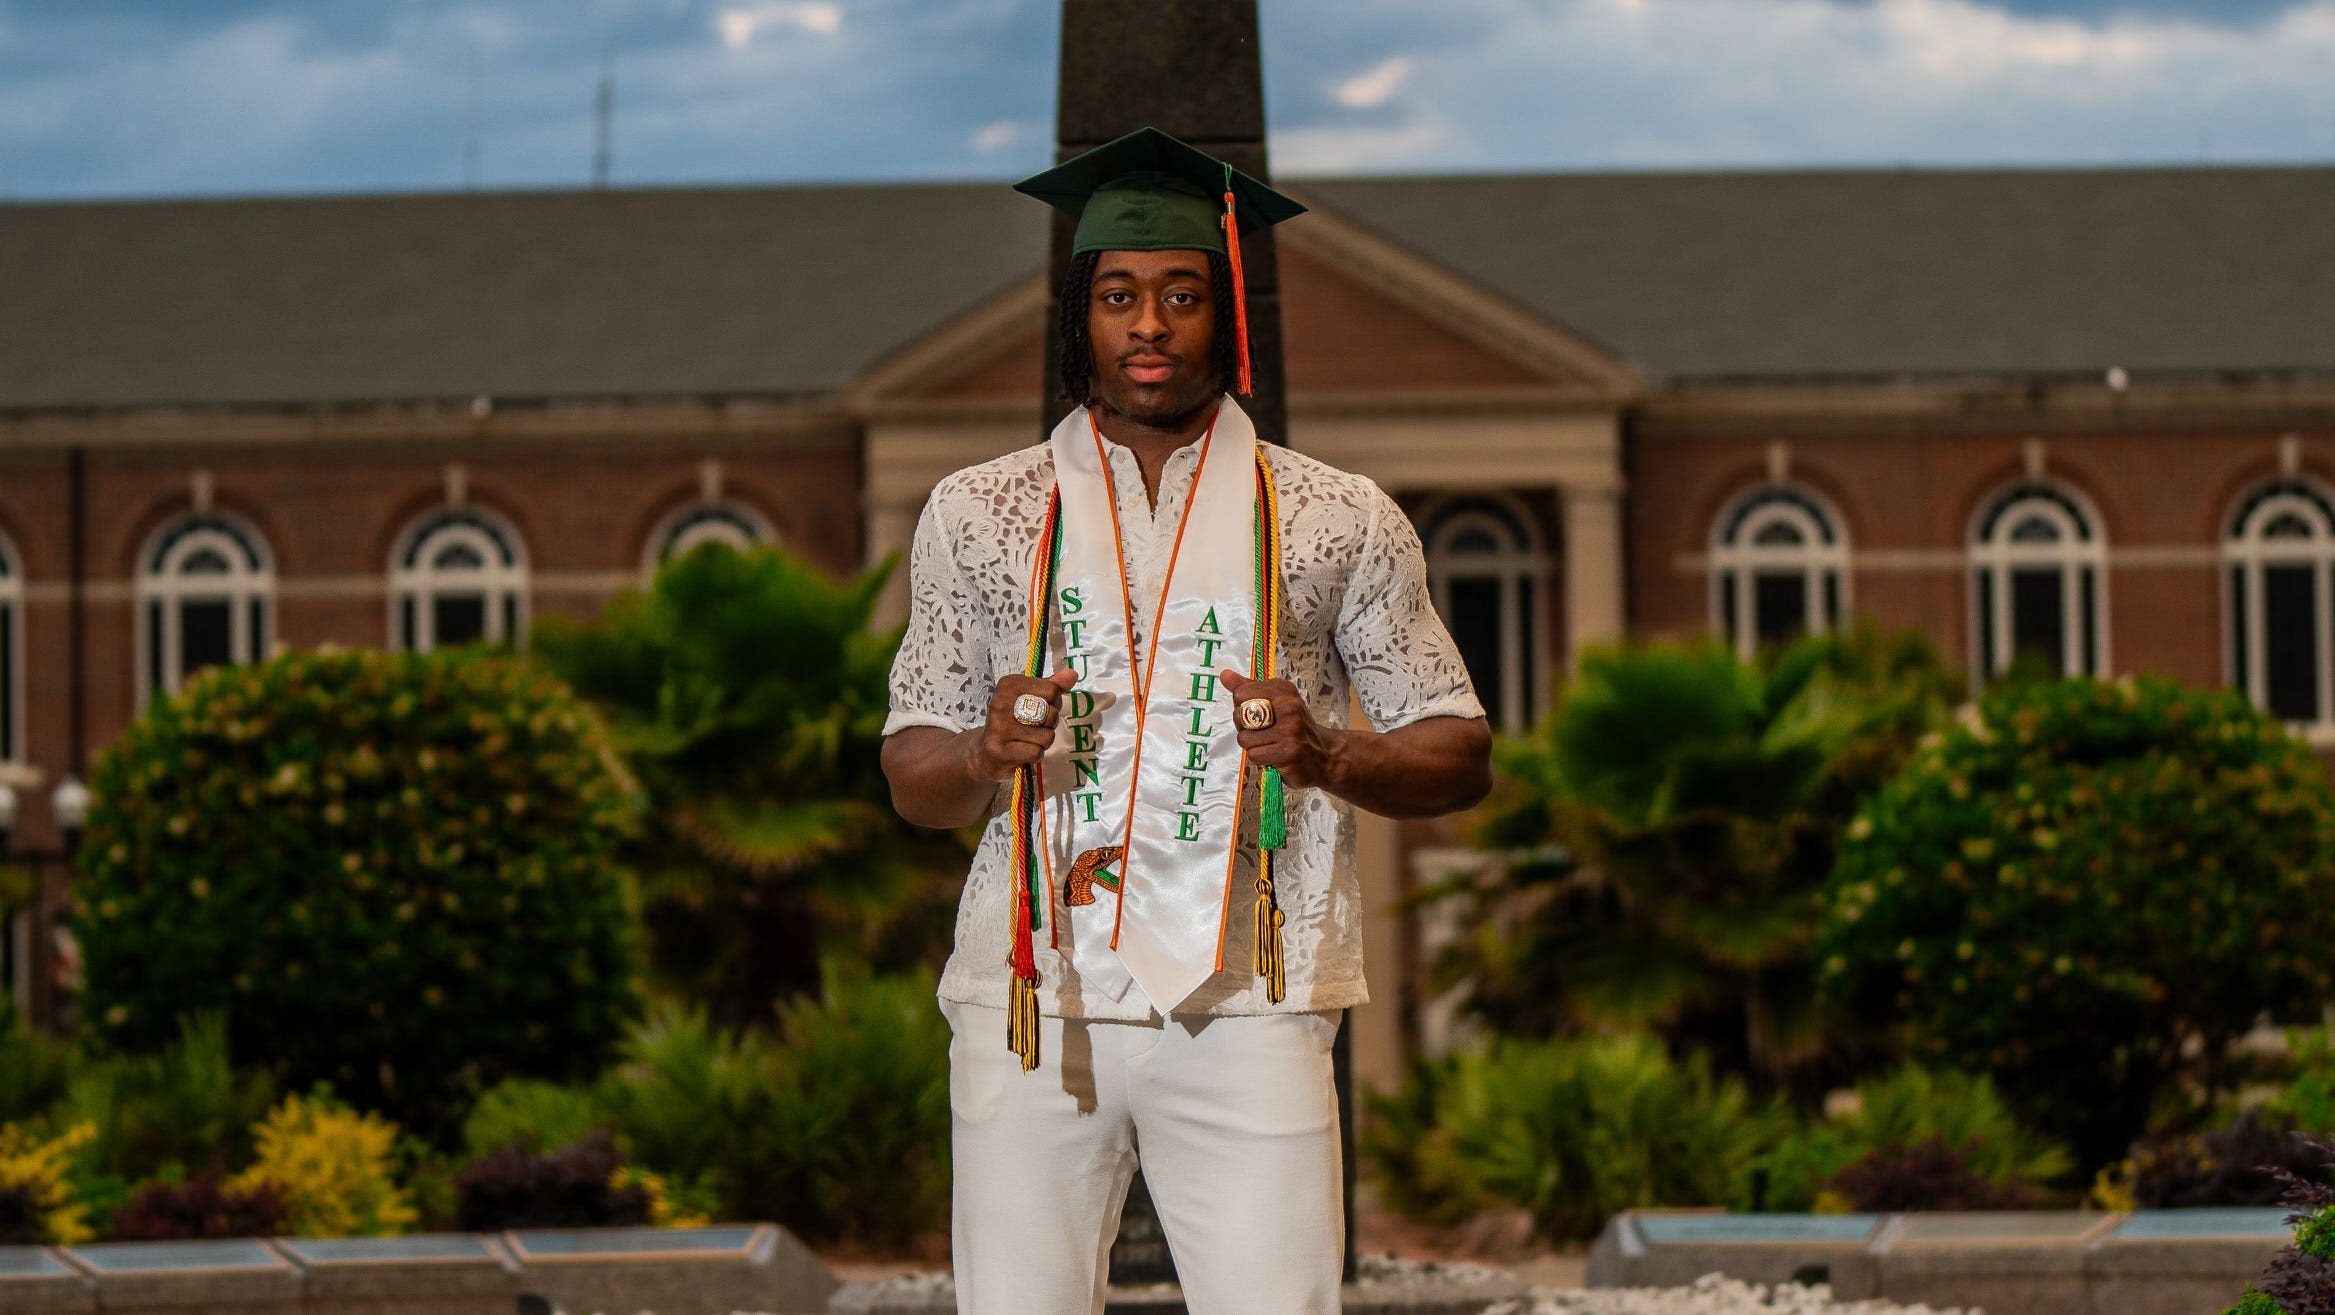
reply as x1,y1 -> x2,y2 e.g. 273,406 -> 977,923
1237,697 -> 1277,730
1012,693 -> 1051,727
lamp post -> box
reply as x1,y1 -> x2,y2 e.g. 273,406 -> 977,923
51,773 -> 87,847
44,774 -> 89,1031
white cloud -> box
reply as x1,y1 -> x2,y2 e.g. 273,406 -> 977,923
1275,117 -> 1450,173
1267,0 -> 2335,173
715,1 -> 841,50
970,118 -> 1022,153
1330,54 -> 1412,109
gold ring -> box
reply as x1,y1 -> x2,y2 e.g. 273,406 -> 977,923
1012,693 -> 1050,727
1237,697 -> 1277,731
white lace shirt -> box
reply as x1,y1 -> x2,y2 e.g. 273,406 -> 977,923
885,425 -> 1485,1020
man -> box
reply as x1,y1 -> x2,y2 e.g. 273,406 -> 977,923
881,127 -> 1493,1315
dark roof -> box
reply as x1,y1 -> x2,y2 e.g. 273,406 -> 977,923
3,166 -> 2332,410
1306,166 -> 2335,383
0,184 -> 1045,411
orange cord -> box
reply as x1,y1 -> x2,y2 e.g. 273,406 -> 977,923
1222,192 -> 1253,396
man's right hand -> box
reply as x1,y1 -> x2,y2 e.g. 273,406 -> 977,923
964,668 -> 1080,781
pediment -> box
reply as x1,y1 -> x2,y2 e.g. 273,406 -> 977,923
851,198 -> 1638,415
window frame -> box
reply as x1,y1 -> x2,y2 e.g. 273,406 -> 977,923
1419,493 -> 1550,735
1707,484 -> 1851,661
132,513 -> 275,709
1967,482 -> 2109,682
641,499 -> 775,576
387,507 -> 530,653
2224,479 -> 2335,728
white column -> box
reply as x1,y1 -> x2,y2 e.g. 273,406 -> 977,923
866,496 -> 923,630
1562,480 -> 1626,663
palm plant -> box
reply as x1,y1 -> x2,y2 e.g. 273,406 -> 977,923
530,543 -> 968,1026
1433,624 -> 1955,1093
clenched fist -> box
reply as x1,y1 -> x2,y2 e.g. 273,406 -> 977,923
1219,669 -> 1343,790
963,668 -> 1080,781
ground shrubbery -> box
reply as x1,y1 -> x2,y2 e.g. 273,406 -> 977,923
464,965 -> 952,1246
0,967 -> 943,1243
1817,675 -> 2335,1167
76,645 -> 647,1136
1364,1034 -> 1783,1240
1365,1038 -> 2071,1242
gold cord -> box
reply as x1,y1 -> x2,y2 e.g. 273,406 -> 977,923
1007,965 -> 1041,1072
1252,851 -> 1287,1004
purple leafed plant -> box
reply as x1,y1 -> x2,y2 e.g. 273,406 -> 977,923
2229,1132 -> 2335,1315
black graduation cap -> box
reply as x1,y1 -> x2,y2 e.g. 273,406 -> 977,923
1015,127 -> 1305,393
1015,126 -> 1306,256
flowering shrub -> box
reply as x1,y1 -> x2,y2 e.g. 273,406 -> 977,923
1817,676 -> 2335,1168
76,645 -> 645,1134
230,1091 -> 416,1237
0,1122 -> 96,1245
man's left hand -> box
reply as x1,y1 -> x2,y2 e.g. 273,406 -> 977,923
1219,669 -> 1342,791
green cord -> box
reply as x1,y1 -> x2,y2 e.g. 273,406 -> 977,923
1258,767 -> 1286,851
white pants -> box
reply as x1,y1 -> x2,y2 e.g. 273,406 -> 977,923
942,999 -> 1345,1315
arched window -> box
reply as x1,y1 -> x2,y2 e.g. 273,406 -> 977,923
1970,483 -> 2106,681
1709,486 -> 1849,660
1421,495 -> 1547,733
389,507 -> 528,652
2226,480 -> 2335,725
0,536 -> 19,761
644,500 -> 774,572
135,513 -> 273,705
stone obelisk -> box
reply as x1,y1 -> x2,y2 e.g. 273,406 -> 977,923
1042,1 -> 1287,450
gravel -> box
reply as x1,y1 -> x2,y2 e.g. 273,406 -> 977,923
592,1262 -> 1981,1315
1487,1274 -> 1979,1315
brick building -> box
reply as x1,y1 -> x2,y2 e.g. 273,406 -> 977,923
3,166 -> 2331,1076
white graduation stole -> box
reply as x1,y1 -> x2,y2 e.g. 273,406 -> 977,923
1037,398 -> 1259,1014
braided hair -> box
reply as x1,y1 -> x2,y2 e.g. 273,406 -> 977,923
1056,249 -> 1244,408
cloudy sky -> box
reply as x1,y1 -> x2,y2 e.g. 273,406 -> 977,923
0,0 -> 2330,198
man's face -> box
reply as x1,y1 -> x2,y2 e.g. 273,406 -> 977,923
1086,248 -> 1218,425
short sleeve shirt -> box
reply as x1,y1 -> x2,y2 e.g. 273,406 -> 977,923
886,431 -> 1484,1019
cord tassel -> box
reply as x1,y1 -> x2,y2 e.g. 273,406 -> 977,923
1222,167 -> 1252,396
1253,851 -> 1286,1004
1007,968 -> 1041,1072
1257,766 -> 1286,851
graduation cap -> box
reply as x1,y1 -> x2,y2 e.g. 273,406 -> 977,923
1016,127 -> 1306,395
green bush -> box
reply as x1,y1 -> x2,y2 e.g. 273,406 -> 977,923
2268,1026 -> 2335,1133
597,968 -> 950,1245
1362,1034 -> 1786,1242
531,543 -> 968,1027
76,646 -> 645,1137
1446,627 -> 1954,1090
462,1079 -> 614,1162
0,1001 -> 74,1126
1749,1064 -> 2071,1211
1817,675 -> 2335,1168
55,1014 -> 275,1184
